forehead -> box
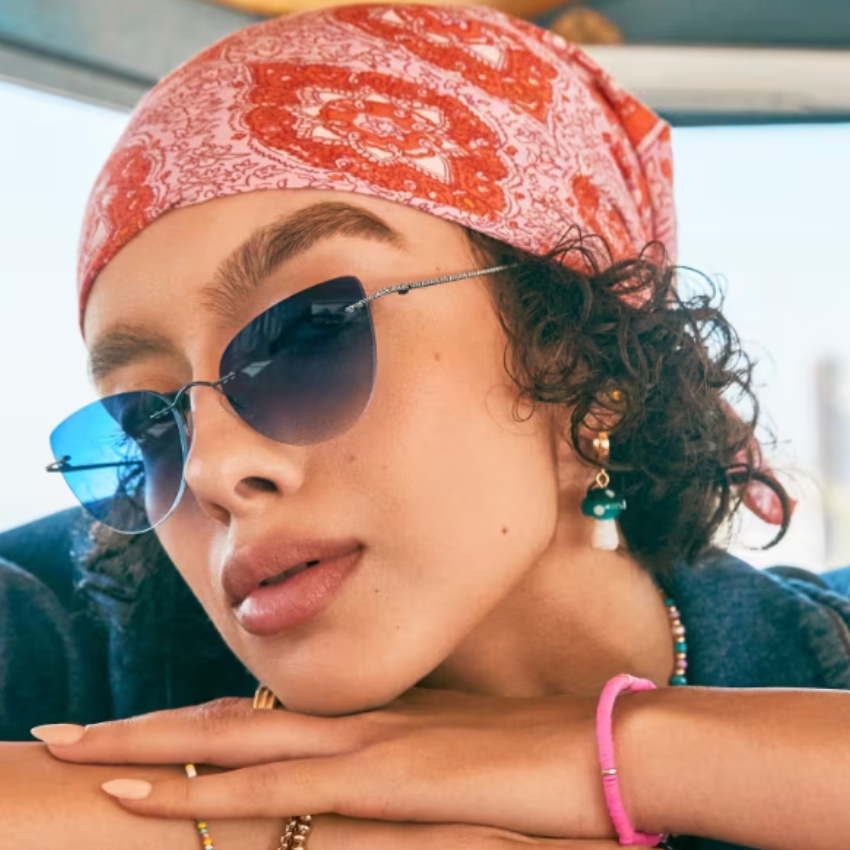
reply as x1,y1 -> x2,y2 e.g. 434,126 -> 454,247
82,189 -> 475,382
84,189 -> 465,324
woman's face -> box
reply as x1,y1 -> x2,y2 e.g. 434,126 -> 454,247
83,189 -> 580,714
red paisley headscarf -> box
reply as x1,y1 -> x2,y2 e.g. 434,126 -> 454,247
78,3 -> 676,316
77,2 -> 786,526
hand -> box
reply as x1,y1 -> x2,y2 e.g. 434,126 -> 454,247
35,688 -> 616,841
284,816 -> 624,850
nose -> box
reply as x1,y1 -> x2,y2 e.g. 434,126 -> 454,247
179,382 -> 307,526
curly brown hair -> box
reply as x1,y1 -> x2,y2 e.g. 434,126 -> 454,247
80,226 -> 792,590
464,227 -> 792,579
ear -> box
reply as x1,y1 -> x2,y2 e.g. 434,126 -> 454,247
548,391 -> 626,492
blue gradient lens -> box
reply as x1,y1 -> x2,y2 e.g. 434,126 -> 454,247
48,391 -> 187,533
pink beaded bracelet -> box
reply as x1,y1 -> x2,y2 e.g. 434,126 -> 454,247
596,674 -> 668,847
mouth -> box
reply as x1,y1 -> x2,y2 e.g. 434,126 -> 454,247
258,560 -> 322,587
222,537 -> 364,608
232,547 -> 363,636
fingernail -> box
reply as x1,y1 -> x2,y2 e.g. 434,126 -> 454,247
102,779 -> 153,800
30,724 -> 87,746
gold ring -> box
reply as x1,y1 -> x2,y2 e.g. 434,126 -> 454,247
253,683 -> 281,710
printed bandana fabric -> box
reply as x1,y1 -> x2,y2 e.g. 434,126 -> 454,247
78,3 -> 676,318
76,2 -> 785,526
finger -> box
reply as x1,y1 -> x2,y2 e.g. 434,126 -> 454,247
99,754 -> 444,823
98,757 -> 600,845
307,816 -> 576,850
100,758 -> 346,819
34,698 -> 355,766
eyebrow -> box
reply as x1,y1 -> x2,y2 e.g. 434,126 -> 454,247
88,201 -> 405,383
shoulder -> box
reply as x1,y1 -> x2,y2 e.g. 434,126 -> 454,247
661,551 -> 850,690
0,549 -> 110,738
0,509 -> 255,725
0,508 -> 87,606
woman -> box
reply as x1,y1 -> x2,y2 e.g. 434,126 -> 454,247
2,5 -> 850,849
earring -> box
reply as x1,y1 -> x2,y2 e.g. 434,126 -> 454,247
581,432 -> 626,551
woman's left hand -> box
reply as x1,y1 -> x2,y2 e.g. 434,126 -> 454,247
36,688 -> 618,841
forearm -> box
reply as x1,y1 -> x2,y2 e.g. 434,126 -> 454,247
0,743 -> 282,850
617,686 -> 850,850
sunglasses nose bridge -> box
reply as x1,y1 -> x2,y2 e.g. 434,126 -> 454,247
155,380 -> 214,442
167,373 -> 239,440
170,374 -> 234,410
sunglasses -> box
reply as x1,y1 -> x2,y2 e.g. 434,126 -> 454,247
46,264 -> 516,534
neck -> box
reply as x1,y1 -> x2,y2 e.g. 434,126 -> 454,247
418,525 -> 676,699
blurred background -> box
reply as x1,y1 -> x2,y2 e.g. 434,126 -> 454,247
1,0 -> 849,570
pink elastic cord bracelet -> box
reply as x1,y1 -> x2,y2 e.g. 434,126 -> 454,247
596,673 -> 668,847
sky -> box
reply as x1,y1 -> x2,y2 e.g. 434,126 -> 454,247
2,79 -> 849,570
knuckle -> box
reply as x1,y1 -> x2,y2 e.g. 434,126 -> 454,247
208,695 -> 252,716
191,697 -> 251,736
239,763 -> 282,806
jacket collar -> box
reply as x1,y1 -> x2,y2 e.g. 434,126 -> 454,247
659,552 -> 850,690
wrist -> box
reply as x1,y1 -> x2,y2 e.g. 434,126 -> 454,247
612,684 -> 697,839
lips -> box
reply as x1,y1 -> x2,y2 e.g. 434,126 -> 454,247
259,560 -> 320,586
222,537 -> 364,607
233,548 -> 363,636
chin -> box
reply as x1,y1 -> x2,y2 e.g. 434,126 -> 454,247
264,662 -> 425,716
269,683 -> 400,716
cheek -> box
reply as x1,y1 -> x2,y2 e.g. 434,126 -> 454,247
324,366 -> 558,700
346,299 -> 560,606
154,495 -> 221,605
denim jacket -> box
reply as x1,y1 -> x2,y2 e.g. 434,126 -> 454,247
2,507 -> 850,849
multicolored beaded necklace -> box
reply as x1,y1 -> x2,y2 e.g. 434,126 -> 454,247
658,587 -> 688,686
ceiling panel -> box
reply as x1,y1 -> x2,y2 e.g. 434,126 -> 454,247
553,0 -> 850,48
1,0 -> 849,122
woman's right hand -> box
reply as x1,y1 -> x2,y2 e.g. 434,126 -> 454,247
0,742 -> 624,850
305,815 -> 624,849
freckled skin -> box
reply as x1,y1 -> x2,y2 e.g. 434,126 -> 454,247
84,189 -> 675,714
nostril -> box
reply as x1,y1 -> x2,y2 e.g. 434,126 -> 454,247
242,476 -> 277,493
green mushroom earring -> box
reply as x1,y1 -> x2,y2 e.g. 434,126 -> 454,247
581,432 -> 626,551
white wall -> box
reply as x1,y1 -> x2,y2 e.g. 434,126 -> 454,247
674,123 -> 850,569
0,81 -> 125,526
1,79 -> 848,570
